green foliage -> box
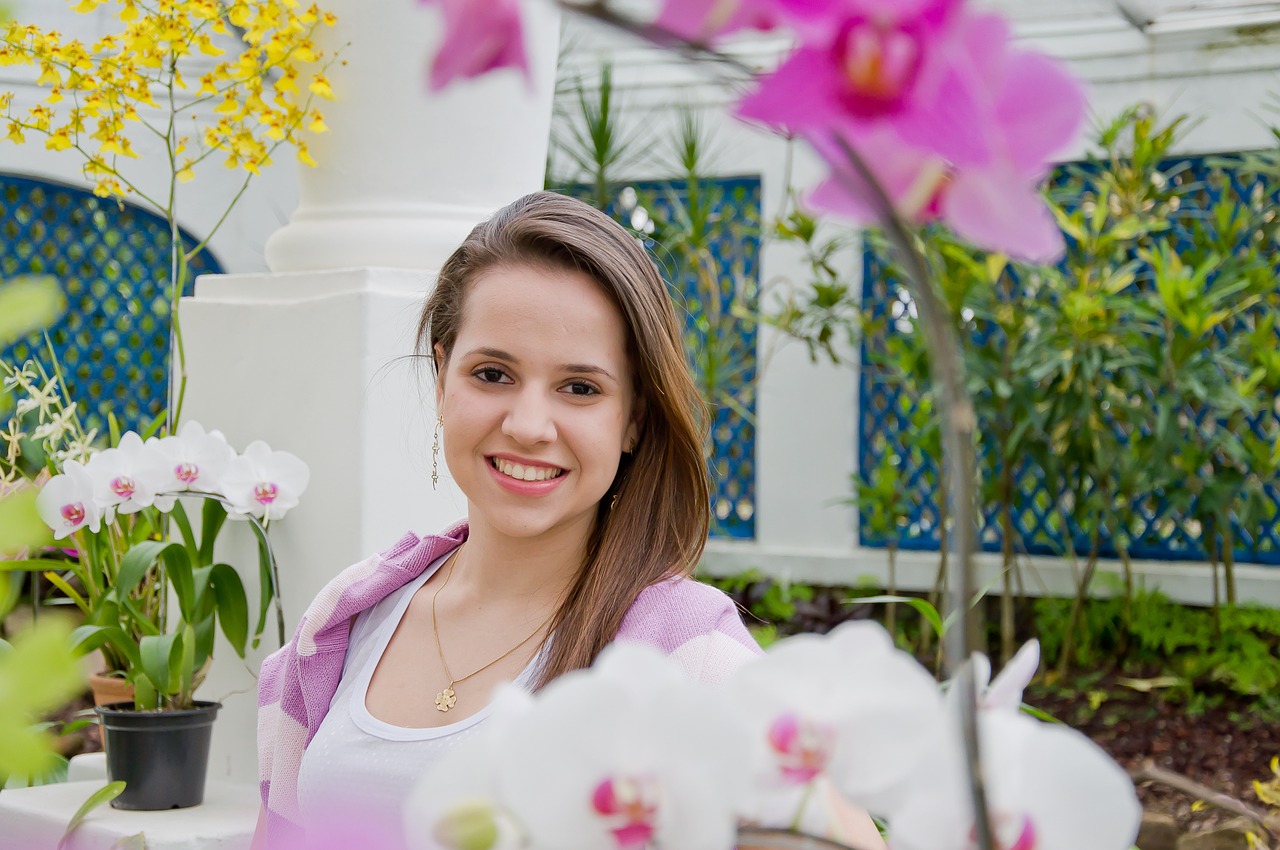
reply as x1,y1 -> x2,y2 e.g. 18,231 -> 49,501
707,568 -> 815,624
0,620 -> 82,780
1034,590 -> 1280,698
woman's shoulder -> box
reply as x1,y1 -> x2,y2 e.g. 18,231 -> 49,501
292,522 -> 468,656
617,575 -> 762,683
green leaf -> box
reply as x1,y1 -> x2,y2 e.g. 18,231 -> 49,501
210,563 -> 249,656
0,490 -> 53,559
199,498 -> 228,565
138,634 -> 179,694
109,833 -> 147,850
853,595 -> 946,638
57,781 -> 126,850
0,621 -> 83,778
0,276 -> 64,347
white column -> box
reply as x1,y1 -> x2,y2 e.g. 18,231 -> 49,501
181,4 -> 561,784
264,0 -> 561,272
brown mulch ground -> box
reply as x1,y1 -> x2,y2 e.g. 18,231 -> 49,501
1028,675 -> 1280,832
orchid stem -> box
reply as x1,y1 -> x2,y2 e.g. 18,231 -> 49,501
827,134 -> 992,850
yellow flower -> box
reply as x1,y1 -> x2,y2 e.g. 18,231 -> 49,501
306,111 -> 327,133
45,128 -> 73,151
176,162 -> 195,182
5,122 -> 25,144
296,143 -> 317,167
308,74 -> 333,99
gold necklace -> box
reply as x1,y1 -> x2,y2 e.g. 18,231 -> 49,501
430,550 -> 554,713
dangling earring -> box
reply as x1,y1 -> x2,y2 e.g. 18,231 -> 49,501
432,412 -> 443,490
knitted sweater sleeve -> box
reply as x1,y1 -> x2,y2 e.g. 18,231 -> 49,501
616,577 -> 763,684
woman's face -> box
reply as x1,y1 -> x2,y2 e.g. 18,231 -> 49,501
436,262 -> 639,544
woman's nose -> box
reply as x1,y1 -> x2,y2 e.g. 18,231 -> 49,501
501,387 -> 557,446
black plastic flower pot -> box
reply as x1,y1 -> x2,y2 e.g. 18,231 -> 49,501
95,701 -> 221,810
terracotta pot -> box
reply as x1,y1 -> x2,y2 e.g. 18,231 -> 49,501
87,672 -> 134,708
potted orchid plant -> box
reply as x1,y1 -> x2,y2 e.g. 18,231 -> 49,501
1,357 -> 307,809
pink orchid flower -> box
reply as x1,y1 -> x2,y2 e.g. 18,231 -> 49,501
736,0 -> 982,146
655,0 -> 781,42
803,28 -> 1085,267
421,0 -> 529,91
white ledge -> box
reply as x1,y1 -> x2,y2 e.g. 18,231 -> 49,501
0,780 -> 258,850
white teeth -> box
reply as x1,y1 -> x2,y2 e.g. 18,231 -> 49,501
493,458 -> 562,482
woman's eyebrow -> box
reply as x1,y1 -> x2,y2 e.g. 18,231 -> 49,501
561,364 -> 617,382
464,347 -> 617,382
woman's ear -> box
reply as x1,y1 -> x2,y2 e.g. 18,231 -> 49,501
625,397 -> 645,453
434,343 -> 447,409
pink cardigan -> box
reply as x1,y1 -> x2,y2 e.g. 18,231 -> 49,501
256,522 -> 762,844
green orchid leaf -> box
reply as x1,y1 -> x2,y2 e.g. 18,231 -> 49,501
210,563 -> 249,657
199,498 -> 228,565
57,781 -> 126,850
139,634 -> 179,695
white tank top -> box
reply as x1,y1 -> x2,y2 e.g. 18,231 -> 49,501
296,552 -> 541,829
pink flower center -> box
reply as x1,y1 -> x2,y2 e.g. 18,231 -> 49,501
110,476 -> 136,499
60,502 -> 85,527
839,20 -> 921,109
968,813 -> 1037,850
591,776 -> 660,850
767,713 -> 837,783
175,462 -> 200,484
254,482 -> 279,505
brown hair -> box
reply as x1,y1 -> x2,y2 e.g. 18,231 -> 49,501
417,191 -> 710,688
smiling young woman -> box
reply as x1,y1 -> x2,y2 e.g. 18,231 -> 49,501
252,192 -> 765,848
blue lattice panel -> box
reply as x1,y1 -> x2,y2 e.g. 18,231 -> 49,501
1,174 -> 223,436
559,179 -> 760,539
860,155 -> 1280,566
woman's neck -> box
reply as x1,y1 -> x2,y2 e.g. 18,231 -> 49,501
451,511 -> 592,606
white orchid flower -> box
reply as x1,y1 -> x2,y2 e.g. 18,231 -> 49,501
888,710 -> 1141,850
84,432 -> 170,516
153,421 -> 236,495
405,687 -> 533,850
221,440 -> 310,521
494,643 -> 749,850
972,639 -> 1040,713
726,621 -> 945,826
36,459 -> 102,538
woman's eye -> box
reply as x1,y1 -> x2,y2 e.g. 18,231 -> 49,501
565,381 -> 600,397
473,368 -> 509,383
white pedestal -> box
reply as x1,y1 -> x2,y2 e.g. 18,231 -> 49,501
178,268 -> 470,784
0,780 -> 258,850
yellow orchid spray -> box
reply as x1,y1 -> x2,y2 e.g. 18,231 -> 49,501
0,0 -> 339,428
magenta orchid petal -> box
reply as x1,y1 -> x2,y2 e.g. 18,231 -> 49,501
806,129 -> 948,225
424,0 -> 529,91
736,47 -> 850,133
891,12 -> 1009,167
996,51 -> 1087,175
944,165 -> 1066,264
655,0 -> 779,41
